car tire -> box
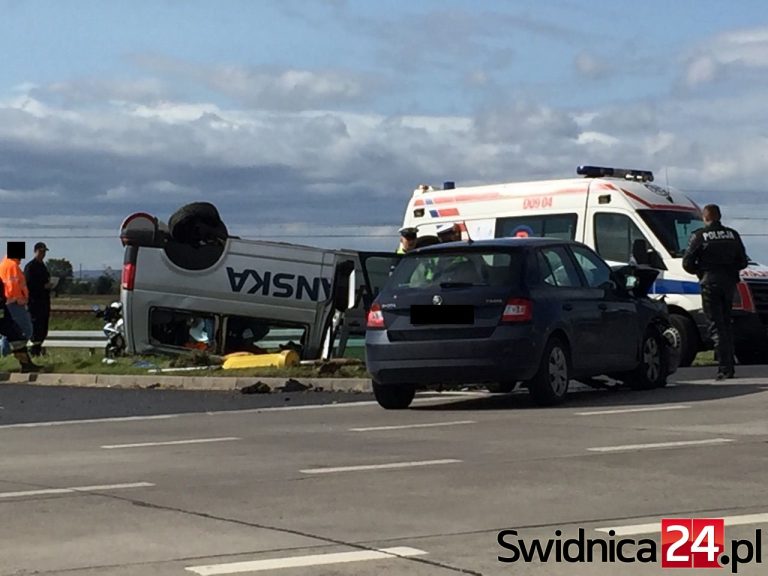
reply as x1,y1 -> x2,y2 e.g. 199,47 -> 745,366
527,337 -> 570,406
670,314 -> 698,368
487,382 -> 516,394
624,327 -> 667,390
372,382 -> 415,410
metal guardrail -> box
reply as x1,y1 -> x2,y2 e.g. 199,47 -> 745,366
45,330 -> 364,351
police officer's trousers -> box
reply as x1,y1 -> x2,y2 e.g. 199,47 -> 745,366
701,282 -> 736,374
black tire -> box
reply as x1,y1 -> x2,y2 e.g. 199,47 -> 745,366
624,327 -> 667,390
670,313 -> 698,368
168,202 -> 228,245
526,337 -> 570,406
373,382 -> 415,410
487,382 -> 516,394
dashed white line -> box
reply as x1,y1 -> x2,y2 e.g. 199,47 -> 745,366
0,414 -> 179,429
101,437 -> 241,449
597,512 -> 768,536
185,547 -> 428,575
300,459 -> 462,474
576,405 -> 691,416
350,420 -> 475,432
0,482 -> 155,499
588,438 -> 734,453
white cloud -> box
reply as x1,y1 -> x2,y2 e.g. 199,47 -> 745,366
684,25 -> 768,87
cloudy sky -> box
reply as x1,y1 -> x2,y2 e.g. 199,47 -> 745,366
2,0 -> 768,270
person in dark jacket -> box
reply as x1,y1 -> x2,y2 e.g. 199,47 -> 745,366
24,242 -> 53,356
682,204 -> 749,379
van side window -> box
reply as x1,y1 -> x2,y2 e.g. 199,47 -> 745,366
496,214 -> 577,240
537,247 -> 582,288
150,308 -> 217,352
223,316 -> 305,356
570,245 -> 612,288
593,213 -> 648,263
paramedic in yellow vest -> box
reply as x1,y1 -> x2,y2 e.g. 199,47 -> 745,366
397,227 -> 418,254
0,242 -> 33,342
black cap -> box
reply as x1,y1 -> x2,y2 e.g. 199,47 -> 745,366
34,242 -> 49,252
399,227 -> 418,239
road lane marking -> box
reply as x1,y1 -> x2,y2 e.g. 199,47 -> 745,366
0,396 -> 472,430
0,414 -> 179,429
0,482 -> 154,499
300,459 -> 461,474
597,513 -> 768,536
350,420 -> 475,432
588,438 -> 734,453
101,437 -> 240,449
185,547 -> 428,575
576,405 -> 691,416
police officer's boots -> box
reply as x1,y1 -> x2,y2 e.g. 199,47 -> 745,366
13,348 -> 41,373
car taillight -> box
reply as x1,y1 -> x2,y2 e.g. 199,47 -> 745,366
501,298 -> 532,323
733,282 -> 755,312
121,263 -> 136,291
366,303 -> 385,329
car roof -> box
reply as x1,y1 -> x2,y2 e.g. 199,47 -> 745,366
412,236 -> 573,253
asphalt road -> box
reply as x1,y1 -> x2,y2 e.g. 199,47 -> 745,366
0,366 -> 766,576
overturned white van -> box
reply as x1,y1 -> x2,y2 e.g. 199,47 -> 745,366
119,205 -> 398,360
400,166 -> 768,366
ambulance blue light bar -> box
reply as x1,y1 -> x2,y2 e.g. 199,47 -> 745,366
577,165 -> 654,182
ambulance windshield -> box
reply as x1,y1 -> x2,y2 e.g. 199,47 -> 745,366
638,210 -> 705,257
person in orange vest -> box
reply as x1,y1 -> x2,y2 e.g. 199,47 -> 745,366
0,276 -> 40,372
0,242 -> 33,343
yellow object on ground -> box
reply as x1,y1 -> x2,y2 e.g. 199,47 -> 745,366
222,350 -> 300,370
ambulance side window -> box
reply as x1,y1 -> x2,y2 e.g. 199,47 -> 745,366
593,213 -> 648,263
496,214 -> 577,240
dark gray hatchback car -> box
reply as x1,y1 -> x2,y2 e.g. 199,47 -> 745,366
365,238 -> 680,409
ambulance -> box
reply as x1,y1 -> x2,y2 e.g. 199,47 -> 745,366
119,208 -> 398,361
400,165 -> 768,366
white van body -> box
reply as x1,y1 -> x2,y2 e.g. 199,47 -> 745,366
401,167 -> 768,366
119,212 -> 398,360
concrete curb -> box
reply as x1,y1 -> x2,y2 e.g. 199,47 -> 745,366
0,372 -> 373,393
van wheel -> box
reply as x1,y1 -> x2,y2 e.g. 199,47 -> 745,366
527,337 -> 570,406
624,327 -> 667,390
487,382 -> 516,394
670,314 -> 697,367
372,382 -> 415,410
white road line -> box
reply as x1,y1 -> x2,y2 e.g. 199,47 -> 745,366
101,437 -> 241,449
185,547 -> 427,575
350,420 -> 476,432
300,459 -> 461,474
576,405 -> 691,416
0,396 -> 470,431
597,513 -> 768,536
588,438 -> 734,453
0,414 -> 179,429
0,482 -> 155,499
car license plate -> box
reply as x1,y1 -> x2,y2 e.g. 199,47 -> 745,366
410,305 -> 474,325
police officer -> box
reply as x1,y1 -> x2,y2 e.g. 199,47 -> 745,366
397,227 -> 418,254
683,204 -> 749,380
436,222 -> 462,243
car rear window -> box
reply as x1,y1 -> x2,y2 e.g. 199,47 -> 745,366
390,250 -> 524,288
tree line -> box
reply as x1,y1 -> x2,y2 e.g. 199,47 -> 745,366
46,258 -> 120,296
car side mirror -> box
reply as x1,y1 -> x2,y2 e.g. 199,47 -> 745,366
647,249 -> 667,270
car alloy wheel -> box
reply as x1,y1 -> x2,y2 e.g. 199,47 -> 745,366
642,335 -> 661,383
548,346 -> 569,397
